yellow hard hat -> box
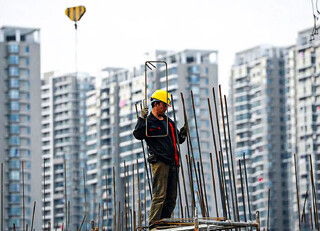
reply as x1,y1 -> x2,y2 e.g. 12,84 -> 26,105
150,89 -> 171,107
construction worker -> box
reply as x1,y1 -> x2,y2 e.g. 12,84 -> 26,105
133,89 -> 187,229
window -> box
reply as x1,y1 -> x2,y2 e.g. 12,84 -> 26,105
9,148 -> 20,157
9,195 -> 20,203
9,171 -> 20,180
26,126 -> 30,134
10,125 -> 20,134
9,160 -> 20,169
9,183 -> 20,192
8,44 -> 19,53
26,139 -> 30,146
9,137 -> 20,145
26,93 -> 30,100
189,75 -> 200,84
9,102 -> 19,111
8,55 -> 19,64
26,150 -> 30,157
8,67 -> 19,76
26,57 -> 29,66
25,46 -> 29,53
26,104 -> 30,112
25,69 -> 30,78
9,90 -> 19,99
9,114 -> 19,122
9,207 -> 20,216
188,65 -> 200,74
9,78 -> 19,88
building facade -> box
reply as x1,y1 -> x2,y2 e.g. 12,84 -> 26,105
229,46 -> 289,230
0,26 -> 42,230
41,72 -> 94,230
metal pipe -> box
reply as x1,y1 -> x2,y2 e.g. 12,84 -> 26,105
83,168 -> 87,231
224,94 -> 240,221
294,154 -> 301,230
212,87 -> 230,219
134,104 -> 152,199
238,159 -> 247,222
30,201 -> 36,231
243,153 -> 252,221
171,94 -> 189,218
22,161 -> 25,231
209,153 -> 219,217
207,98 -> 225,217
191,90 -> 209,216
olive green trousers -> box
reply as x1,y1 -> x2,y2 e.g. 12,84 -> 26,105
148,162 -> 178,226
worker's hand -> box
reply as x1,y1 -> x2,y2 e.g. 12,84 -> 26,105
179,124 -> 187,138
140,107 -> 149,119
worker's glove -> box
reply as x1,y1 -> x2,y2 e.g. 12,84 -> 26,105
140,107 -> 149,119
179,124 -> 187,138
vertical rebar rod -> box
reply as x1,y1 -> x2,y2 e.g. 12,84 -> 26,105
43,158 -> 46,230
22,161 -> 25,231
219,150 -> 231,219
136,160 -> 141,228
144,172 -> 147,227
212,87 -> 230,218
191,91 -> 209,216
267,188 -> 270,231
311,206 -> 314,230
67,201 -> 70,230
256,211 -> 260,231
209,153 -> 219,217
97,203 -> 100,230
135,104 -> 152,199
185,154 -> 195,217
113,167 -> 117,230
13,224 -> 16,231
132,164 -> 136,231
243,153 -> 252,221
301,190 -> 308,223
102,200 -> 104,231
208,98 -> 225,217
64,159 -> 68,231
310,154 -> 320,231
218,87 -> 236,222
196,161 -> 206,217
26,224 -> 28,231
124,162 -> 128,231
105,173 -> 108,230
78,215 -> 86,231
224,94 -> 240,221
48,222 -> 51,231
118,202 -> 121,231
294,154 -> 301,230
83,168 -> 87,231
239,159 -> 247,222
30,201 -> 36,231
180,92 -> 201,213
171,94 -> 189,218
1,163 -> 3,231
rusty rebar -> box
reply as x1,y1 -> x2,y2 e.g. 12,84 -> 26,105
1,163 -> 3,231
83,168 -> 87,231
209,153 -> 219,217
78,214 -> 86,231
171,94 -> 189,218
136,160 -> 141,228
113,167 -> 117,230
310,154 -> 319,231
22,161 -> 25,231
30,201 -> 36,231
267,188 -> 270,231
238,159 -> 247,223
135,104 -> 152,199
132,164 -> 136,231
191,90 -> 209,216
243,153 -> 252,221
294,154 -> 301,230
64,159 -> 68,231
301,190 -> 308,223
224,94 -> 240,221
124,161 -> 128,231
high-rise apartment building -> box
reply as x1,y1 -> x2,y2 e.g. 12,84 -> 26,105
41,72 -> 94,230
0,26 -> 42,230
229,46 -> 289,230
86,49 -> 219,230
285,28 -> 320,231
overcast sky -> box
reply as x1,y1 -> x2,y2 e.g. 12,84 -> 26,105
0,0 -> 313,93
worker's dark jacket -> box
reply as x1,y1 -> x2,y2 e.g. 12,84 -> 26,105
133,113 -> 185,166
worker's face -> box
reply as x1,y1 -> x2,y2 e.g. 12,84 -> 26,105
156,101 -> 168,115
